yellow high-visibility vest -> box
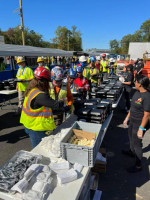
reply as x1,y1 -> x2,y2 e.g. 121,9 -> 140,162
83,67 -> 90,80
20,88 -> 55,131
16,66 -> 34,91
90,67 -> 99,83
100,60 -> 109,73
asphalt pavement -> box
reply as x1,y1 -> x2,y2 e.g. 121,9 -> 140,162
0,96 -> 150,200
99,96 -> 150,200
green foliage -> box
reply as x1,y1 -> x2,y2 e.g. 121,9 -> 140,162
0,26 -> 54,48
109,40 -> 121,54
121,34 -> 133,54
51,25 -> 82,51
109,18 -> 150,54
0,25 -> 82,51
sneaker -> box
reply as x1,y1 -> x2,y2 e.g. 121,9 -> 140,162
127,165 -> 142,173
122,149 -> 135,157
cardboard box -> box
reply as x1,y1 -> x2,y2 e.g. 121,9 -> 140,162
91,148 -> 107,173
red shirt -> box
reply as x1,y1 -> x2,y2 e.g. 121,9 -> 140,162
74,76 -> 89,91
96,63 -> 100,70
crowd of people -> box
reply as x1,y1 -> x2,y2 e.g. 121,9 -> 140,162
14,55 -> 150,174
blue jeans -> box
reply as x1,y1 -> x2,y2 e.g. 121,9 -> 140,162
25,128 -> 47,148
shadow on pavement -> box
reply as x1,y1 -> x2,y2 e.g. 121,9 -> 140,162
0,129 -> 28,144
0,112 -> 21,130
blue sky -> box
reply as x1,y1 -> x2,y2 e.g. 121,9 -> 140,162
0,0 -> 150,50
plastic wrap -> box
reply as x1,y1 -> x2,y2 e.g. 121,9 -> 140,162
0,151 -> 42,192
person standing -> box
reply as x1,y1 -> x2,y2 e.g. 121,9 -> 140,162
67,67 -> 77,92
95,56 -> 101,70
50,66 -> 73,127
79,56 -> 90,82
109,58 -> 117,75
100,53 -> 109,81
37,57 -> 50,70
74,64 -> 89,92
0,57 -> 6,71
16,56 -> 34,114
120,64 -> 134,111
123,75 -> 150,173
89,56 -> 99,87
20,67 -> 64,148
134,59 -> 144,76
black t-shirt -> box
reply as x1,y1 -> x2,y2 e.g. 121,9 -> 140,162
30,93 -> 64,111
130,91 -> 150,121
124,72 -> 134,92
135,63 -> 144,72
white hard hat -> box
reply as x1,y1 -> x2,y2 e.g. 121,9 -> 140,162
79,56 -> 87,62
109,58 -> 115,63
96,56 -> 100,60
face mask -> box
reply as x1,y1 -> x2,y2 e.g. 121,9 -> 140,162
52,79 -> 62,87
18,65 -> 23,69
38,63 -> 43,67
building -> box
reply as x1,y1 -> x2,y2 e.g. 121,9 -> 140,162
85,48 -> 110,54
128,42 -> 150,60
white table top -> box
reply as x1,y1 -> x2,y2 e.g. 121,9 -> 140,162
0,90 -> 17,95
0,114 -> 113,200
32,147 -> 90,200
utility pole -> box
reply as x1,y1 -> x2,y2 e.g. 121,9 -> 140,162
68,33 -> 69,51
19,0 -> 25,45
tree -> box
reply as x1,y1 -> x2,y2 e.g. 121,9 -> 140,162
109,18 -> 150,54
132,30 -> 143,42
70,26 -> 82,51
0,26 -> 54,48
109,39 -> 121,54
51,25 -> 82,51
51,26 -> 70,50
140,19 -> 150,41
120,34 -> 133,54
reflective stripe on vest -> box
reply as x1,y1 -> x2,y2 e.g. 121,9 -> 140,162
22,89 -> 53,118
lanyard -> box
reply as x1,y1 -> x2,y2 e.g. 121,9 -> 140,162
18,67 -> 26,77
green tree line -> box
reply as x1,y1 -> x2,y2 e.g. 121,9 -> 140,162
109,19 -> 150,54
0,25 -> 82,51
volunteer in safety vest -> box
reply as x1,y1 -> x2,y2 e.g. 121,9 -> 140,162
100,53 -> 109,81
16,56 -> 34,114
95,56 -> 101,70
89,56 -> 99,87
74,64 -> 89,92
37,57 -> 50,70
20,67 -> 64,148
109,58 -> 117,75
67,67 -> 78,92
50,66 -> 73,127
80,56 -> 90,81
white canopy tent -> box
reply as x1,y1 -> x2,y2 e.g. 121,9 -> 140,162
0,44 -> 73,57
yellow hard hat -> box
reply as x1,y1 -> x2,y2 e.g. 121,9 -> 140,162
37,57 -> 44,63
44,57 -> 48,63
17,56 -> 25,64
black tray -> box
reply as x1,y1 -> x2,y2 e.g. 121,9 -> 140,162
78,108 -> 92,115
96,103 -> 108,109
84,100 -> 97,106
89,109 -> 104,116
